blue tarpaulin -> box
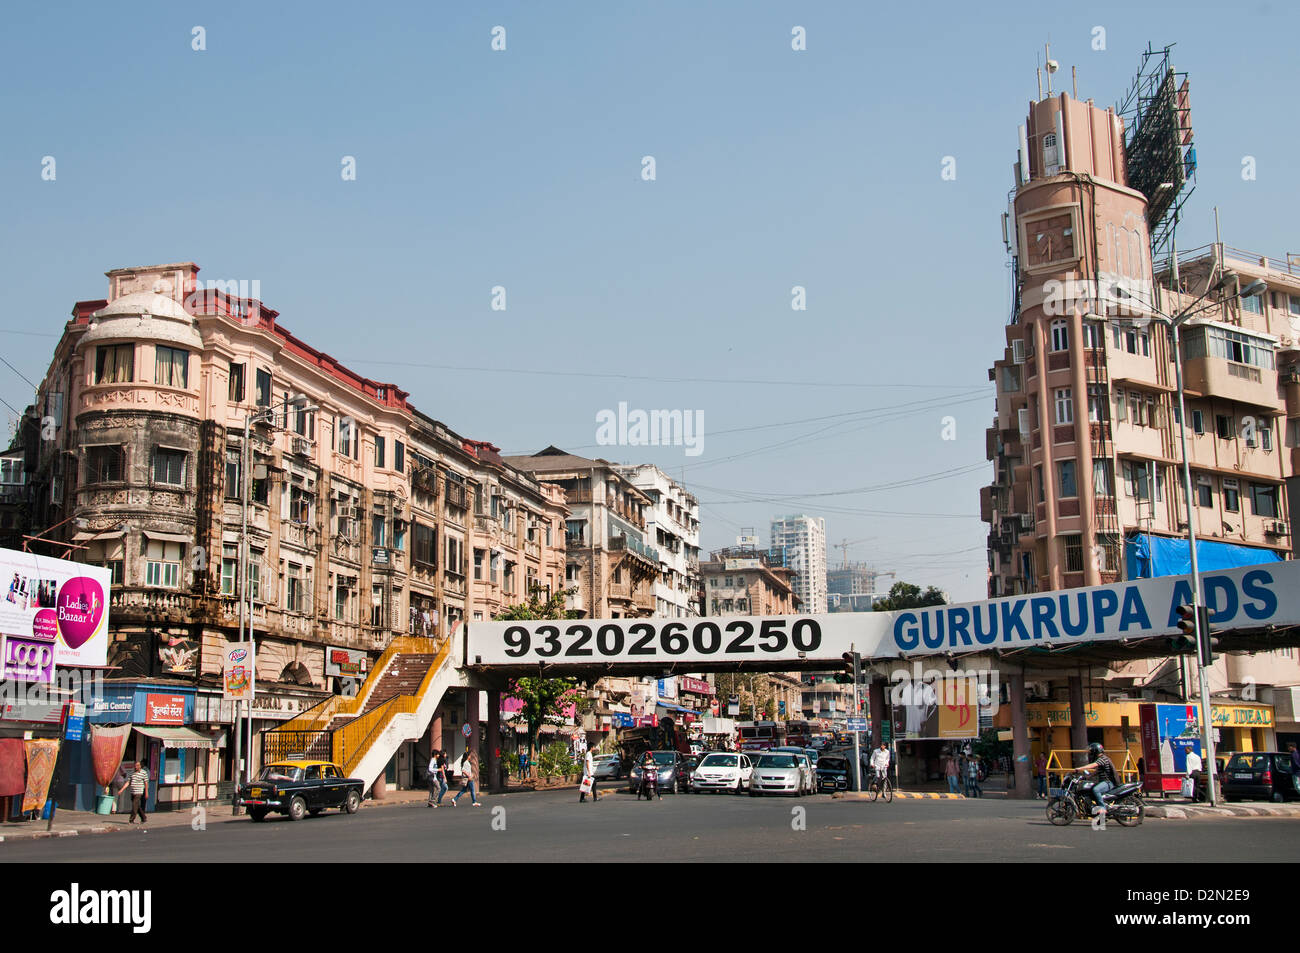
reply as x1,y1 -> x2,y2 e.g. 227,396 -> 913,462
1125,533 -> 1284,579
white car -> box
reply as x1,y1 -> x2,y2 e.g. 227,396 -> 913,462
749,752 -> 805,797
770,747 -> 816,795
691,752 -> 753,794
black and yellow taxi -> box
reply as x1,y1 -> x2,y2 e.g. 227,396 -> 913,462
237,760 -> 365,822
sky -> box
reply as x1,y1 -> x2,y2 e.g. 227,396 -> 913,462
2,0 -> 1297,603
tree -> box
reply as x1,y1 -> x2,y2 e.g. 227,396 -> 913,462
712,672 -> 777,721
496,585 -> 581,776
872,581 -> 947,612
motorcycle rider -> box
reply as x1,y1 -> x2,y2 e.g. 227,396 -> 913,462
1077,742 -> 1117,815
638,750 -> 660,801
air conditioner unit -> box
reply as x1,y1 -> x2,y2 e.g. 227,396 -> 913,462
1268,520 -> 1289,536
1025,681 -> 1050,700
1107,692 -> 1132,703
292,437 -> 312,456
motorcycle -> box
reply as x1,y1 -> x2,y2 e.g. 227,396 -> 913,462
1047,772 -> 1144,826
637,763 -> 660,801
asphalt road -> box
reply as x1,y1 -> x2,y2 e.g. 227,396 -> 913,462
4,788 -> 1297,863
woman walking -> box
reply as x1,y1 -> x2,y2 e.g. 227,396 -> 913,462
450,749 -> 481,807
426,749 -> 449,808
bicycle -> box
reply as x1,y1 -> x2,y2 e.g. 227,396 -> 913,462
869,771 -> 893,803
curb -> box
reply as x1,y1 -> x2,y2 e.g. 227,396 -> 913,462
1145,802 -> 1300,819
838,791 -> 967,800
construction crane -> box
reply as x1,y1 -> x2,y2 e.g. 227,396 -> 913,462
833,537 -> 876,570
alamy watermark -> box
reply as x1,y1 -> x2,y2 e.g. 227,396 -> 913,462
889,661 -> 1000,716
595,402 -> 703,457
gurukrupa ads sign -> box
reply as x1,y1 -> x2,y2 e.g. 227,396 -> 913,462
469,561 -> 1300,666
0,546 -> 110,668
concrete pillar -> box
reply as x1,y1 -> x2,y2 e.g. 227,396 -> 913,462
430,713 -> 443,757
1009,673 -> 1032,799
487,689 -> 502,793
869,676 -> 887,749
1068,675 -> 1087,765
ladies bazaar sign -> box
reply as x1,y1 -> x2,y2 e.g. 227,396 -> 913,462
0,548 -> 110,668
469,562 -> 1300,666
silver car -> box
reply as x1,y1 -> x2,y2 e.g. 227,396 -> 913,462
749,752 -> 805,797
771,747 -> 816,795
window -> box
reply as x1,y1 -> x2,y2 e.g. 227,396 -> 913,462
394,441 -> 405,473
1291,295 -> 1300,317
1087,385 -> 1109,423
1114,389 -> 1127,423
1183,326 -> 1276,370
1123,460 -> 1152,501
1250,483 -> 1279,519
1050,319 -> 1069,352
1115,326 -> 1151,356
473,549 -> 484,581
221,544 -> 237,596
1216,415 -> 1233,440
1058,460 -> 1077,498
1223,478 -> 1240,513
1093,460 -> 1113,497
288,484 -> 313,523
146,540 -> 182,589
490,551 -> 500,584
445,536 -> 464,576
375,436 -> 386,469
1261,422 -> 1273,451
1241,293 -> 1263,315
372,513 -> 387,548
334,575 -> 356,621
86,445 -> 124,483
1191,410 -> 1204,435
1061,534 -> 1084,573
152,448 -> 186,486
413,523 -> 436,567
291,402 -> 314,438
286,564 -> 310,613
338,418 -> 356,458
229,362 -> 246,403
154,346 -> 189,388
255,369 -> 272,407
85,540 -> 125,586
1196,476 -> 1213,508
1082,321 -> 1102,349
95,344 -> 134,384
371,586 -> 385,627
1054,388 -> 1073,425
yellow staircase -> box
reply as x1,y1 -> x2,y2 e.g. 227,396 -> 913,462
263,635 -> 459,785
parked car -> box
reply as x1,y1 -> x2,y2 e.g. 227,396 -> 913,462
592,753 -> 624,781
816,753 -> 851,792
1222,752 -> 1299,803
237,760 -> 364,822
629,750 -> 690,795
691,752 -> 754,793
749,752 -> 805,797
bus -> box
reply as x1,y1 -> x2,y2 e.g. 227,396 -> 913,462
784,720 -> 815,748
737,721 -> 786,751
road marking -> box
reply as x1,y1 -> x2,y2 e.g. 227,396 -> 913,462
1026,843 -> 1073,849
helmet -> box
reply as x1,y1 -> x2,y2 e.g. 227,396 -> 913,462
1088,742 -> 1104,758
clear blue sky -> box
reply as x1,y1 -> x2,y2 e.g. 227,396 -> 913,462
2,0 -> 1296,602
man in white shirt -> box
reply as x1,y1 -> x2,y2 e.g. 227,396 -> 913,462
869,743 -> 891,789
1185,749 -> 1204,799
579,748 -> 600,803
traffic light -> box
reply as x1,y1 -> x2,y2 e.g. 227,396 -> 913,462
1197,605 -> 1218,668
840,651 -> 861,685
1172,604 -> 1197,654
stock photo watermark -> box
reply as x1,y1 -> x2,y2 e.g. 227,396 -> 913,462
595,402 -> 703,456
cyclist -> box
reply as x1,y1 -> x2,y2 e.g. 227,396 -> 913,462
1077,742 -> 1117,815
869,742 -> 891,792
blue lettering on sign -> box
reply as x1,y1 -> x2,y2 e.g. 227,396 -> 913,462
922,611 -> 943,649
1166,579 -> 1194,627
1059,592 -> 1089,637
1118,587 -> 1151,631
948,607 -> 972,647
1202,575 -> 1239,624
1030,596 -> 1058,640
1241,569 -> 1276,621
972,605 -> 998,645
1000,599 -> 1030,642
1092,589 -> 1120,632
895,612 -> 919,650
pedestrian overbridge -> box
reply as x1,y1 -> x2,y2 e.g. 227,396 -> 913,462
464,561 -> 1300,678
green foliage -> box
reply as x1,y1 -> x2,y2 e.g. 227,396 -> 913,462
972,728 -> 1010,764
872,581 -> 948,612
538,741 -> 577,779
497,584 -> 582,761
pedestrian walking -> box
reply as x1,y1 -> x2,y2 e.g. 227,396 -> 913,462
579,748 -> 599,803
518,748 -> 530,781
1034,752 -> 1048,799
115,760 -> 150,824
450,749 -> 481,806
426,749 -> 448,807
965,756 -> 982,798
944,752 -> 960,794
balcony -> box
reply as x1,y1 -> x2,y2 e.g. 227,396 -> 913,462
1183,358 -> 1278,410
609,534 -> 659,566
111,588 -> 194,621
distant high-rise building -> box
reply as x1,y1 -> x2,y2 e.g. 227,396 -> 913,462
770,514 -> 826,614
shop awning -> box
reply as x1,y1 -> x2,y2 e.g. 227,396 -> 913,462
134,726 -> 223,749
72,530 -> 126,542
656,703 -> 700,715
142,530 -> 192,545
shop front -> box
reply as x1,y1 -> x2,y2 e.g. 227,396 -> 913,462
993,701 -> 1143,778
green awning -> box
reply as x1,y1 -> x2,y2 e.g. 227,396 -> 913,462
134,726 -> 223,749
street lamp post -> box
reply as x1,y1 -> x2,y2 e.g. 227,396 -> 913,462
232,395 -> 316,814
1109,272 -> 1267,807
